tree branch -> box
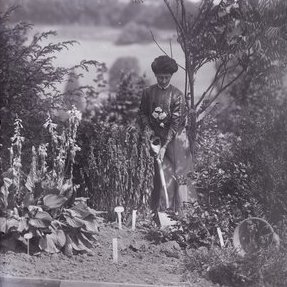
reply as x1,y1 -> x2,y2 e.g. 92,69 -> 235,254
149,30 -> 185,71
195,59 -> 227,109
198,68 -> 245,116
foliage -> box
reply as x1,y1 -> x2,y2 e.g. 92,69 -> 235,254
109,57 -> 140,91
99,72 -> 147,125
184,243 -> 287,287
0,7 -> 105,171
194,114 -> 256,216
75,122 -> 154,220
0,109 -> 102,255
164,0 -> 287,156
115,22 -> 152,45
149,113 -> 262,250
170,114 -> 259,249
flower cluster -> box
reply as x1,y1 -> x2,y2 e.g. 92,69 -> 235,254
152,107 -> 167,128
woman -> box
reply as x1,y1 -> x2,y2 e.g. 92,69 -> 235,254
138,55 -> 192,214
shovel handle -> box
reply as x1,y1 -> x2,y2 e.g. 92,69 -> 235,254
156,158 -> 169,209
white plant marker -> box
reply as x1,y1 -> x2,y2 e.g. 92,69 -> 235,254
112,238 -> 118,263
24,232 -> 33,255
132,210 -> 137,231
217,227 -> 225,247
114,206 -> 124,230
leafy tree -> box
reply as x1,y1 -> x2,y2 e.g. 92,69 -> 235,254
164,0 -> 287,156
0,7 -> 104,170
99,72 -> 148,125
109,57 -> 140,90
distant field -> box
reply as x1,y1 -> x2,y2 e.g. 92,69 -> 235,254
32,25 -> 215,101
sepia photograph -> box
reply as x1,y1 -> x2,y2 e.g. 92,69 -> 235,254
0,0 -> 286,286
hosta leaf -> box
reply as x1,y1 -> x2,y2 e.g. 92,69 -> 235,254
29,218 -> 50,228
39,234 -> 60,253
6,218 -> 19,231
78,232 -> 93,249
53,229 -> 66,248
69,202 -> 93,219
28,205 -> 43,212
43,194 -> 67,209
29,212 -> 52,228
82,218 -> 99,234
34,210 -> 53,221
68,232 -> 91,252
51,219 -> 66,229
17,217 -> 28,232
0,217 -> 7,233
64,215 -> 85,228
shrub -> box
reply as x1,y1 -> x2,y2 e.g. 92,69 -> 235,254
75,121 -> 154,220
169,114 -> 261,249
184,238 -> 287,287
100,72 -> 147,125
109,57 -> 140,91
0,7 -> 104,172
115,22 -> 152,45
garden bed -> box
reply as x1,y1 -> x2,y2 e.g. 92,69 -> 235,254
0,224 -> 216,287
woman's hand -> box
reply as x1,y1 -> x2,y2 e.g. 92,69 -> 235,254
144,127 -> 154,140
158,145 -> 167,162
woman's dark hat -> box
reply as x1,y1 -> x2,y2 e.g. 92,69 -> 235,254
151,55 -> 178,74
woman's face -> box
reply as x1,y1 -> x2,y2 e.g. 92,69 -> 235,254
155,73 -> 172,88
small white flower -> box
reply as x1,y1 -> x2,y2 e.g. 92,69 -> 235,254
155,107 -> 162,112
160,122 -> 165,128
152,112 -> 159,119
159,112 -> 167,120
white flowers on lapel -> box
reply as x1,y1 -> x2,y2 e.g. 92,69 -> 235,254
152,107 -> 167,128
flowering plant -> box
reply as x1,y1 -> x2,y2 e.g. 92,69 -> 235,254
152,107 -> 168,128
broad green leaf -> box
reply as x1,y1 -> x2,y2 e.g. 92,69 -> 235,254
53,229 -> 66,247
68,232 -> 91,252
0,217 -> 7,233
82,218 -> 99,234
43,194 -> 67,209
29,210 -> 52,228
17,217 -> 28,232
39,234 -> 60,253
64,215 -> 85,228
29,218 -> 50,228
78,232 -> 93,249
6,218 -> 19,231
69,202 -> 92,219
34,210 -> 53,222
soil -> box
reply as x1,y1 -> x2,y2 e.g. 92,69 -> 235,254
0,223 -> 216,286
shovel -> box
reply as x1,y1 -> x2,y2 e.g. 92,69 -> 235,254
150,137 -> 176,228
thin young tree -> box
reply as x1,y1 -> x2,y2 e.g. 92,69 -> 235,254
164,0 -> 287,156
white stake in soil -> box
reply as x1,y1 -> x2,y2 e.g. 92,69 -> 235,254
112,238 -> 118,263
132,210 -> 137,231
24,232 -> 33,255
114,206 -> 124,230
217,227 -> 225,247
